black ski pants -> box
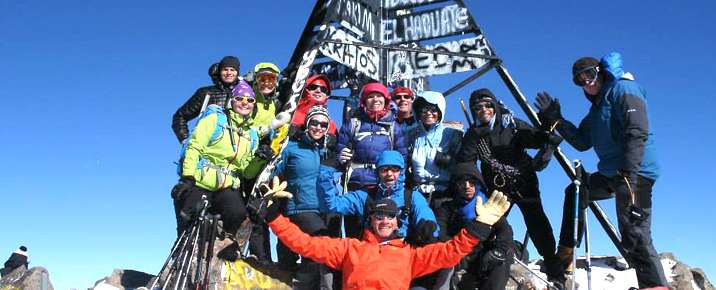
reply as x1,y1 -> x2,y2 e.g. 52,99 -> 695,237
450,244 -> 512,290
511,196 -> 562,277
559,173 -> 668,288
174,185 -> 247,236
276,212 -> 328,290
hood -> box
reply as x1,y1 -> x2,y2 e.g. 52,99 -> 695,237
468,88 -> 515,129
375,150 -> 405,170
450,162 -> 487,191
303,74 -> 332,102
600,52 -> 626,83
413,91 -> 446,124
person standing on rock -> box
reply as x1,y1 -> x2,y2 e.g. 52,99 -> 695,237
536,52 -> 668,288
0,246 -> 28,277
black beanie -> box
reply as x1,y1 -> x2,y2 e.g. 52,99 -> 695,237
469,88 -> 497,109
219,56 -> 240,72
450,162 -> 487,192
572,57 -> 599,86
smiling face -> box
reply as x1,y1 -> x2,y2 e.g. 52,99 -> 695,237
256,72 -> 278,95
378,165 -> 401,187
231,95 -> 255,116
394,93 -> 413,115
306,82 -> 329,102
419,105 -> 439,126
220,67 -> 238,84
369,214 -> 398,239
475,100 -> 495,125
306,115 -> 329,141
364,92 -> 386,112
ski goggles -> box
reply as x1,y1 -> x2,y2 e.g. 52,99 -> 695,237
256,73 -> 277,84
233,95 -> 256,104
306,84 -> 329,94
308,119 -> 329,129
575,66 -> 600,86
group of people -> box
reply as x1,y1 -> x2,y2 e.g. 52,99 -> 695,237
168,52 -> 668,290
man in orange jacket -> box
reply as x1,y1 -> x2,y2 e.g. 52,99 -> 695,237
259,176 -> 511,290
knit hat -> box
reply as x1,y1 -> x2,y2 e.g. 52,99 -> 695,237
219,56 -> 240,72
231,79 -> 255,98
391,86 -> 414,99
305,105 -> 330,127
572,57 -> 599,86
368,198 -> 400,216
361,82 -> 390,104
450,162 -> 487,190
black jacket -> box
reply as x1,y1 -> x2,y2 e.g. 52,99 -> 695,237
456,118 -> 550,198
435,195 -> 513,255
172,83 -> 235,143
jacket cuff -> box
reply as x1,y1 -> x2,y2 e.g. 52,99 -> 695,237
465,221 -> 492,241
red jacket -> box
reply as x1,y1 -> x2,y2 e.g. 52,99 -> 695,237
290,74 -> 337,135
269,215 -> 481,290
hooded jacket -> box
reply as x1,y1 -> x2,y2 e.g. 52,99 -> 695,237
181,105 -> 259,191
318,151 -> 436,238
269,213 -> 489,290
558,52 -> 659,180
410,91 -> 464,192
456,89 -> 551,198
336,109 -> 408,186
273,133 -> 328,214
290,74 -> 338,135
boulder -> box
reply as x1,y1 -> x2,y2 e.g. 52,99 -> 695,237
0,266 -> 53,290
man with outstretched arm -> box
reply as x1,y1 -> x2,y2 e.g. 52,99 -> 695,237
535,52 -> 668,289
258,176 -> 511,290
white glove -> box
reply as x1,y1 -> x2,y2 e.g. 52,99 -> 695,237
475,190 -> 511,226
261,176 -> 293,207
339,148 -> 353,164
270,112 -> 291,130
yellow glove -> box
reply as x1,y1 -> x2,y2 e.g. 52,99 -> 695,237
475,190 -> 511,226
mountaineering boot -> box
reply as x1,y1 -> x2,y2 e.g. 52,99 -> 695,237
556,245 -> 574,273
544,255 -> 566,290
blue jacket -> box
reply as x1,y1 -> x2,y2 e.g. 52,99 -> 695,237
411,91 -> 464,192
559,52 -> 659,180
336,109 -> 408,186
317,166 -> 437,238
273,134 -> 327,214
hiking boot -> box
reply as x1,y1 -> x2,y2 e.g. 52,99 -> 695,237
548,273 -> 566,290
556,245 -> 574,273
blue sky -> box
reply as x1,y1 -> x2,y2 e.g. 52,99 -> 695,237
1,1 -> 714,289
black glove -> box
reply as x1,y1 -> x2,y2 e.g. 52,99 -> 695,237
479,247 -> 507,273
407,220 -> 438,247
535,92 -> 563,129
171,178 -> 195,200
255,144 -> 274,160
434,151 -> 452,168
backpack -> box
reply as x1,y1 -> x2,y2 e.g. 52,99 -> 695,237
176,105 -> 258,176
348,116 -> 396,150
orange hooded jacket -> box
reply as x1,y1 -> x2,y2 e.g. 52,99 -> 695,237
269,215 -> 483,290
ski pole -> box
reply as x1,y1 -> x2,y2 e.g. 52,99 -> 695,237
459,99 -> 474,127
585,205 -> 593,290
571,160 -> 582,290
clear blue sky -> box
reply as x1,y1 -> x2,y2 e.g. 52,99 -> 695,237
1,1 -> 714,289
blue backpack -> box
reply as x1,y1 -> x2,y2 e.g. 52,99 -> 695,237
176,105 -> 258,176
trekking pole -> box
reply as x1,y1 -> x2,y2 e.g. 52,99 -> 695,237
584,205 -> 593,290
571,160 -> 582,290
459,99 -> 474,127
150,226 -> 192,290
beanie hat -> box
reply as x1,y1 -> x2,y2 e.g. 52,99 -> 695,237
219,56 -> 240,72
231,79 -> 255,98
305,105 -> 330,127
391,86 -> 414,99
572,57 -> 599,86
361,83 -> 390,104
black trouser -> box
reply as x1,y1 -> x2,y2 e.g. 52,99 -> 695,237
451,244 -> 512,290
174,186 -> 247,236
559,173 -> 668,288
276,212 -> 327,290
242,179 -> 272,262
510,195 -> 562,277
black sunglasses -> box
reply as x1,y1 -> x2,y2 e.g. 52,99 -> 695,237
306,84 -> 329,94
308,119 -> 329,129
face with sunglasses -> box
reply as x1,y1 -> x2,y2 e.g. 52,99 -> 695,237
418,104 -> 440,126
306,82 -> 329,102
475,100 -> 495,125
231,95 -> 256,116
369,212 -> 398,239
393,93 -> 414,115
256,72 -> 278,95
306,115 -> 329,141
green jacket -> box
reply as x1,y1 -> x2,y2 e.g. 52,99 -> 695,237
251,87 -> 278,138
182,110 -> 259,191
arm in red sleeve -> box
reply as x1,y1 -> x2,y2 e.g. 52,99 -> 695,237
269,215 -> 349,270
410,228 -> 480,278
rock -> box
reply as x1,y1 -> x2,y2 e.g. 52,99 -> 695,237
0,266 -> 53,290
91,269 -> 154,290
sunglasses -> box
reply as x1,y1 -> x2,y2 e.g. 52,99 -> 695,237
308,119 -> 329,129
306,84 -> 329,94
373,214 -> 397,221
394,94 -> 413,101
419,106 -> 439,114
475,102 -> 493,110
233,95 -> 256,104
